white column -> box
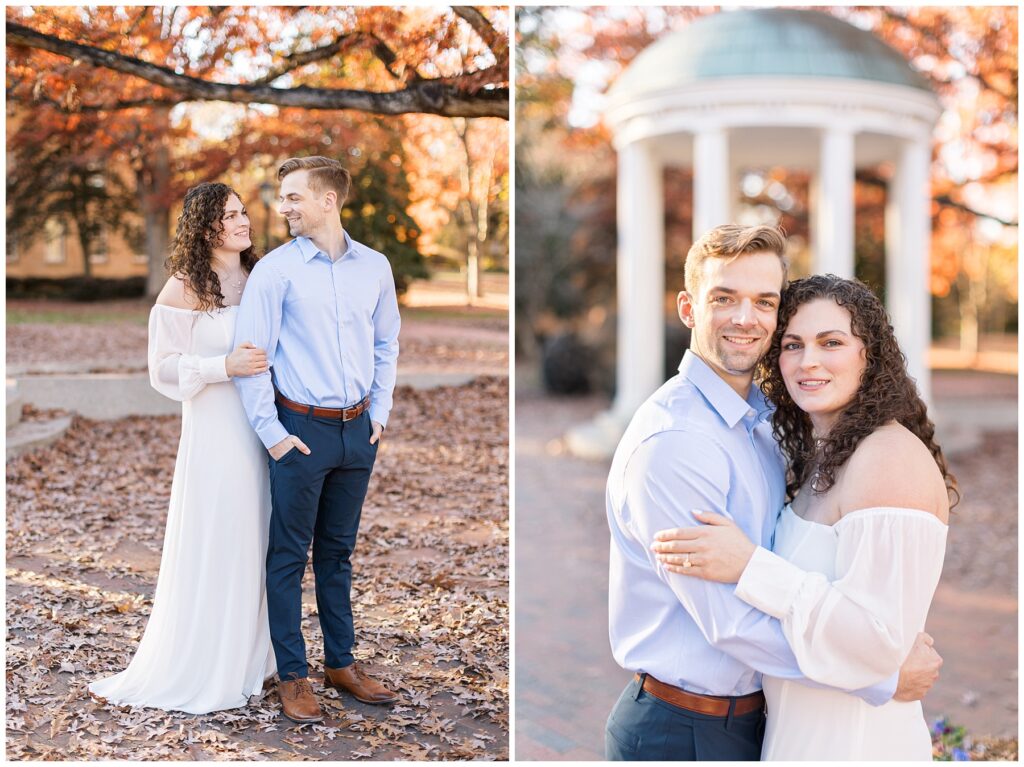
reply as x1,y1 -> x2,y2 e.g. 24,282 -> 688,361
809,173 -> 821,267
612,139 -> 665,422
730,158 -> 745,224
885,137 -> 933,404
566,138 -> 666,459
693,128 -> 730,238
814,127 -> 856,277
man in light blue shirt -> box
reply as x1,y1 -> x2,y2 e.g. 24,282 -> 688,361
235,156 -> 400,723
605,224 -> 940,760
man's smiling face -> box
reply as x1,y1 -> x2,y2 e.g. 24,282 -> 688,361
277,169 -> 330,238
678,251 -> 784,393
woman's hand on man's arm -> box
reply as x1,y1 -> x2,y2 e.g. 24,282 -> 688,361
651,511 -> 757,583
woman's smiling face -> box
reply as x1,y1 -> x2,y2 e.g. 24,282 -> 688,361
778,298 -> 867,435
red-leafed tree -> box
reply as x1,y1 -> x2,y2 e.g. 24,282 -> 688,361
7,5 -> 509,295
516,6 -> 1017,381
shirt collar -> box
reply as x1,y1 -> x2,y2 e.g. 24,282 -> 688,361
295,232 -> 357,263
678,350 -> 770,429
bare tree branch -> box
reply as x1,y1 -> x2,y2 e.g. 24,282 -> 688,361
857,171 -> 1018,227
253,34 -> 354,85
9,93 -> 181,112
6,20 -> 508,119
253,31 -> 412,85
452,6 -> 508,63
367,33 -> 412,81
122,7 -> 152,39
934,193 -> 1018,228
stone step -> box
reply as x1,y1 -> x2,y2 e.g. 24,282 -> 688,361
932,398 -> 1017,457
6,416 -> 73,459
7,379 -> 23,428
15,373 -> 178,419
933,420 -> 982,458
932,398 -> 1018,430
6,360 -> 144,377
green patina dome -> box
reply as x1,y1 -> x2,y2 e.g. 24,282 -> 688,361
609,9 -> 932,100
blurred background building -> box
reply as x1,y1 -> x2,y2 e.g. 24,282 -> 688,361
516,5 -> 1017,456
515,6 -> 1017,760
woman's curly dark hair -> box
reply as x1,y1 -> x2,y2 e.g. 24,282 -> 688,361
166,182 -> 258,312
759,274 -> 959,507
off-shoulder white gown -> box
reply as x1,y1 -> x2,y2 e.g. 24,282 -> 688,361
735,506 -> 948,761
88,305 -> 276,714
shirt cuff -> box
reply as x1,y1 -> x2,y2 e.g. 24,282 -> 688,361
857,672 -> 899,707
199,354 -> 230,384
734,546 -> 806,619
369,403 -> 389,429
257,420 -> 290,450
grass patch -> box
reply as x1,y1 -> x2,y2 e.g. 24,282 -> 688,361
7,299 -> 505,327
400,305 -> 507,324
7,307 -> 150,326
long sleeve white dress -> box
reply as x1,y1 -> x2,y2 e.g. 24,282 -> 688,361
736,506 -> 948,760
88,305 -> 275,714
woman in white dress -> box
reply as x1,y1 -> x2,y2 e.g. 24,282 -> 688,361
89,182 -> 276,714
652,275 -> 958,760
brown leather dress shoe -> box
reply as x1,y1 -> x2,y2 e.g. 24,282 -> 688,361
324,663 -> 398,705
278,676 -> 323,723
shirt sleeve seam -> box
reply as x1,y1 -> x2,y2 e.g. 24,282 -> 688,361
625,425 -> 730,473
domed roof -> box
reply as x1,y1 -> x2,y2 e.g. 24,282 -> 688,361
608,9 -> 932,102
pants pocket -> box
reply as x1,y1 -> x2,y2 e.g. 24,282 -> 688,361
605,715 -> 640,759
366,414 -> 379,450
274,445 -> 300,464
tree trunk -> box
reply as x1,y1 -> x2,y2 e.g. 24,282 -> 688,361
958,243 -> 986,359
455,118 -> 494,304
140,108 -> 172,297
76,229 -> 93,279
958,282 -> 979,357
471,152 -> 493,301
467,238 -> 480,303
70,202 -> 93,279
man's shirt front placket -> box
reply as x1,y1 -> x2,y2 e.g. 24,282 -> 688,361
751,408 -> 787,546
741,408 -> 779,551
323,251 -> 351,404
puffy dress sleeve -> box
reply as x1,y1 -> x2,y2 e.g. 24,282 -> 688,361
148,306 -> 230,402
734,507 -> 948,690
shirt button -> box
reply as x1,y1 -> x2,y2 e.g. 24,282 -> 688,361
746,409 -> 755,419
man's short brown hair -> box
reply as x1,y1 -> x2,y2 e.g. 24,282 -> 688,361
278,156 -> 352,208
684,224 -> 789,294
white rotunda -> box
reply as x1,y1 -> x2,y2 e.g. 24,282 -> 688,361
568,8 -> 942,458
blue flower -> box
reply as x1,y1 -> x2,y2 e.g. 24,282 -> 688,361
952,747 -> 970,761
933,717 -> 947,736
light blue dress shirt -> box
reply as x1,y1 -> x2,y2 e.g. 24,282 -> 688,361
233,233 -> 400,449
607,350 -> 896,706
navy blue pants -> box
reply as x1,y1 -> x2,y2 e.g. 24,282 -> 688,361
605,676 -> 765,761
266,406 -> 378,680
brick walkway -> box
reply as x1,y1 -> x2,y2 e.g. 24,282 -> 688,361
515,392 -> 626,760
514,371 -> 1017,760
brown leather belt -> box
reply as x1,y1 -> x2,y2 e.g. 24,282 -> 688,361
634,674 -> 765,717
275,391 -> 370,421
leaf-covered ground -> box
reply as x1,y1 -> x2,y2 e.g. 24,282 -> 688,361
7,378 -> 509,761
